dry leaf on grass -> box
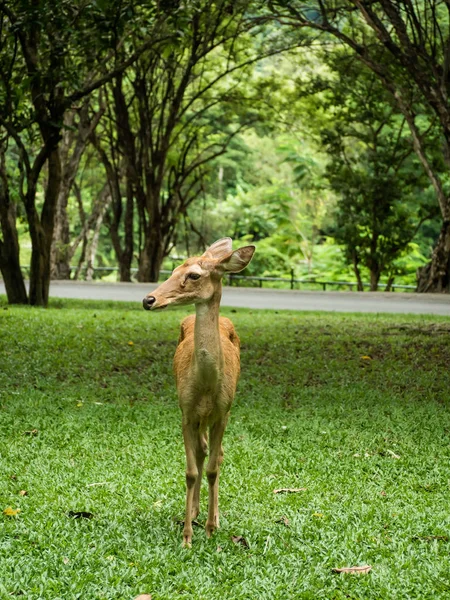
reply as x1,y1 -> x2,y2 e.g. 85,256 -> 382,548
333,565 -> 372,575
386,449 -> 401,459
19,490 -> 28,496
413,535 -> 449,542
3,507 -> 20,517
86,482 -> 109,487
175,519 -> 201,528
232,535 -> 249,549
23,429 -> 38,436
67,511 -> 94,519
273,488 -> 307,494
275,516 -> 290,527
134,595 -> 152,600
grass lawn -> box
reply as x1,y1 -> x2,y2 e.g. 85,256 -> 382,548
1,297 -> 450,599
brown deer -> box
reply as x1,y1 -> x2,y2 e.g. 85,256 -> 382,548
142,238 -> 255,546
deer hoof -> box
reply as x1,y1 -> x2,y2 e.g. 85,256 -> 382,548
182,534 -> 192,548
205,521 -> 217,537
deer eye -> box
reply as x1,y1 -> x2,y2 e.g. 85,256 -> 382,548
187,273 -> 201,280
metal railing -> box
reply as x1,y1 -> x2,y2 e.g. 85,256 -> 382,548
18,264 -> 415,292
226,272 -> 415,292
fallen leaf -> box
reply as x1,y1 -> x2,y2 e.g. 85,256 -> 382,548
380,490 -> 387,496
275,516 -> 290,527
360,355 -> 372,360
23,429 -> 38,436
312,512 -> 324,518
86,482 -> 109,487
134,595 -> 152,600
76,402 -> 83,408
19,490 -> 28,496
216,546 -> 222,552
3,507 -> 20,517
63,557 -> 70,564
67,511 -> 94,519
333,565 -> 372,574
232,535 -> 249,549
128,341 -> 134,346
413,535 -> 449,542
175,519 -> 201,528
386,449 -> 400,459
273,488 -> 307,494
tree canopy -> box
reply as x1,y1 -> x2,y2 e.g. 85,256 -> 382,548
1,0 -> 449,304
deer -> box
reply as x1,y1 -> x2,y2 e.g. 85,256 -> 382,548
142,238 -> 255,547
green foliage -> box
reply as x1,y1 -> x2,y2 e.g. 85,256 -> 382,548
306,51 -> 437,288
2,2 -> 445,290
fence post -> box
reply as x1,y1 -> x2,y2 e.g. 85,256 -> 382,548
290,268 -> 294,290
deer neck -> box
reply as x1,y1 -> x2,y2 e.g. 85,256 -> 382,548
194,287 -> 222,376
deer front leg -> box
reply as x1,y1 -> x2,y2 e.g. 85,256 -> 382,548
182,422 -> 199,547
205,416 -> 228,538
192,432 -> 207,520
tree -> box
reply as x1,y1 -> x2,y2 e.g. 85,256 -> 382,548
91,0 -> 306,282
50,99 -> 104,280
269,0 -> 450,292
318,53 -> 435,290
0,0 -> 167,305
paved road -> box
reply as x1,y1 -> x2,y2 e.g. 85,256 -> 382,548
2,280 -> 449,315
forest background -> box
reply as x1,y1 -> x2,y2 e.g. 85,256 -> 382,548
1,0 -> 450,306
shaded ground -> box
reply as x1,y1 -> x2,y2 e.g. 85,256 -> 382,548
1,298 -> 450,599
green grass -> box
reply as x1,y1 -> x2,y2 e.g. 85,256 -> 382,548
1,297 -> 450,600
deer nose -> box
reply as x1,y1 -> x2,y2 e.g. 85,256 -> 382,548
143,296 -> 156,310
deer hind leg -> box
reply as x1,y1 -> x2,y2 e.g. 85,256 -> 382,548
182,422 -> 200,547
192,431 -> 207,519
205,415 -> 228,538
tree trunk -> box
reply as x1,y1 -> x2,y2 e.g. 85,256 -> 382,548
51,177 -> 71,280
119,178 -> 134,282
51,102 -> 104,280
0,152 -> 28,304
417,220 -> 450,293
0,204 -> 27,304
385,275 -> 395,292
138,228 -> 165,282
370,269 -> 380,291
28,149 -> 62,306
351,252 -> 364,291
85,190 -> 111,281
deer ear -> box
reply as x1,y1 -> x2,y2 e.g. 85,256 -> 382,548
219,246 -> 255,273
202,237 -> 233,259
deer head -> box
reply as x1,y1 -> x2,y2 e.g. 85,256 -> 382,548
142,238 -> 255,311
